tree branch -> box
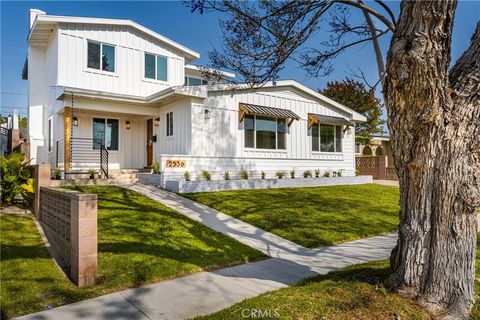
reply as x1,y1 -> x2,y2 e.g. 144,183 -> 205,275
333,0 -> 396,31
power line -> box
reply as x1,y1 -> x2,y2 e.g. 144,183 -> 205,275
1,91 -> 28,96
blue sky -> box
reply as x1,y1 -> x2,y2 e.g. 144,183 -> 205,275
1,0 -> 479,119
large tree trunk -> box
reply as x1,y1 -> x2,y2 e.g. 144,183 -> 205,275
384,0 -> 480,319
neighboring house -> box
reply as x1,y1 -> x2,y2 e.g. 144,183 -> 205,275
24,9 -> 366,185
1,110 -> 29,157
355,135 -> 394,167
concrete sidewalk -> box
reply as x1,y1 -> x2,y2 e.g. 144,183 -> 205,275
16,184 -> 397,320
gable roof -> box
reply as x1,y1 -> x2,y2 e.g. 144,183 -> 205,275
29,13 -> 200,62
207,80 -> 367,122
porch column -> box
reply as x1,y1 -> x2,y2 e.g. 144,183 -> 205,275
64,107 -> 71,172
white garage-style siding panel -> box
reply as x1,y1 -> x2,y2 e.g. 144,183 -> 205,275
57,23 -> 185,97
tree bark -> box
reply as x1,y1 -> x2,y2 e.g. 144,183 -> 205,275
384,1 -> 480,319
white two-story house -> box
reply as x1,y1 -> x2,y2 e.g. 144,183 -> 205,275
24,9 -> 365,184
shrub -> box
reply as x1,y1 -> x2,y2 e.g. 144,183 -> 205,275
87,168 -> 96,179
323,171 -> 330,177
53,167 -> 61,180
0,152 -> 32,206
314,169 -> 320,178
261,171 -> 266,179
290,170 -> 295,178
201,170 -> 212,181
240,169 -> 249,180
151,161 -> 160,174
184,171 -> 191,181
337,170 -> 342,177
355,169 -> 360,176
276,170 -> 286,179
224,171 -> 230,180
303,170 -> 312,178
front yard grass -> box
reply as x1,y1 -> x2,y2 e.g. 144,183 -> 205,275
0,186 -> 264,318
183,184 -> 400,248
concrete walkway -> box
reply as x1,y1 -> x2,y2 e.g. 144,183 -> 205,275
16,184 -> 397,320
373,179 -> 399,187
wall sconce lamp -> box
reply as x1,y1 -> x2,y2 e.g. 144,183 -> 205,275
204,109 -> 211,120
154,117 -> 160,126
73,116 -> 78,126
125,121 -> 131,130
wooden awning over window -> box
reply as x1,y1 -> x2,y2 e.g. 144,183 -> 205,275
239,103 -> 300,127
307,113 -> 354,129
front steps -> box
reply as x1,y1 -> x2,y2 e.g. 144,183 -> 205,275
50,168 -> 151,186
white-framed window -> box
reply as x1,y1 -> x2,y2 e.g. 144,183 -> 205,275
87,41 -> 115,72
48,116 -> 53,152
144,53 -> 168,81
166,112 -> 173,137
355,142 -> 361,154
184,77 -> 208,86
93,118 -> 119,150
311,123 -> 343,153
244,115 -> 286,150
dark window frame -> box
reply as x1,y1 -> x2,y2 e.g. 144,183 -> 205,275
166,111 -> 174,137
244,114 -> 287,150
144,53 -> 168,81
92,117 -> 119,151
311,123 -> 343,153
87,41 -> 116,73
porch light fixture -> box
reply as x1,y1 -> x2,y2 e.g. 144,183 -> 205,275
154,117 -> 160,126
204,109 -> 211,120
73,116 -> 78,126
125,121 -> 131,130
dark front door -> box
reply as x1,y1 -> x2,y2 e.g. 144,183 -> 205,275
146,119 -> 153,167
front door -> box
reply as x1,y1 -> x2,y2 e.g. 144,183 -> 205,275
146,119 -> 153,167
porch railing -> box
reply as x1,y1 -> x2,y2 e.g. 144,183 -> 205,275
56,138 -> 109,178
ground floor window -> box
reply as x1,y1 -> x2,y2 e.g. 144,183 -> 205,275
244,115 -> 286,150
312,124 -> 342,152
48,116 -> 53,152
93,118 -> 119,150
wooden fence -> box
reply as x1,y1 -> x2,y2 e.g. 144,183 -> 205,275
355,155 -> 398,181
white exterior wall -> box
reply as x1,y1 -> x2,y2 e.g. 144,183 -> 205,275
57,23 -> 185,97
160,87 -> 357,184
28,29 -> 62,165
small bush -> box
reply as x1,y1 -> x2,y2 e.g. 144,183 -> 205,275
314,169 -> 320,178
355,169 -> 360,176
337,170 -> 342,177
184,171 -> 191,181
303,170 -> 312,178
290,170 -> 295,179
261,171 -> 266,179
323,171 -> 330,177
276,170 -> 286,179
53,167 -> 61,180
151,161 -> 160,174
87,168 -> 96,179
240,169 -> 249,180
201,170 -> 212,181
0,152 -> 32,206
224,171 -> 230,180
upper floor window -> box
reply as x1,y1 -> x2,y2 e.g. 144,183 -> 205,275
87,41 -> 115,72
244,115 -> 286,150
184,77 -> 208,86
166,112 -> 173,136
145,54 -> 168,81
311,124 -> 342,153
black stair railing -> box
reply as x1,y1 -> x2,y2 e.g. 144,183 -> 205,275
55,138 -> 108,178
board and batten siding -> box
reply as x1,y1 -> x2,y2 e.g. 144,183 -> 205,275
178,87 -> 356,179
57,23 -> 185,97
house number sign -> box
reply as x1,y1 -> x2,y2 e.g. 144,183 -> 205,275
166,160 -> 186,168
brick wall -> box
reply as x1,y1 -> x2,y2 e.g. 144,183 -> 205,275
39,186 -> 98,287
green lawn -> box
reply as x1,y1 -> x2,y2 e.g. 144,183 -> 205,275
0,186 -> 263,318
183,184 -> 400,248
198,237 -> 480,320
